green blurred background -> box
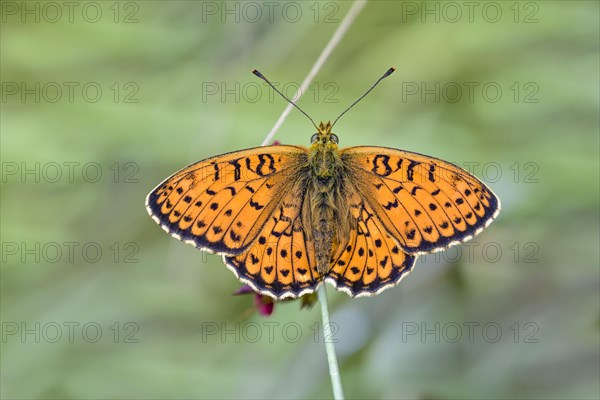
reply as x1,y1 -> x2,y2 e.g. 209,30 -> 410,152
1,1 -> 598,399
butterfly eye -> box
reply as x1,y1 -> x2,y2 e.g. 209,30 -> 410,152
310,133 -> 319,143
330,134 -> 339,144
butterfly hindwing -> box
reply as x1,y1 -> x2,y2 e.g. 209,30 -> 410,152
224,190 -> 321,299
327,198 -> 416,297
342,146 -> 500,254
146,145 -> 308,254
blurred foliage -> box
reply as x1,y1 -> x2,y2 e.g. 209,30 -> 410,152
1,1 -> 598,399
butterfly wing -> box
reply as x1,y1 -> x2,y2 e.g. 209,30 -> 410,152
341,146 -> 500,255
223,188 -> 321,299
326,195 -> 416,297
145,145 -> 308,255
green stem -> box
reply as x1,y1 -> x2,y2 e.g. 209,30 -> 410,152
256,2 -> 367,398
317,284 -> 344,400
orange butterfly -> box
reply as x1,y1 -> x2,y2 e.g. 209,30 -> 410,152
146,68 -> 500,300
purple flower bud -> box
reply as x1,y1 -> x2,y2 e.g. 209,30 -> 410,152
233,285 -> 275,317
254,294 -> 274,317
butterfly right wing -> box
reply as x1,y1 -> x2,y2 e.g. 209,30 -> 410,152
341,146 -> 500,255
145,145 -> 308,255
326,193 -> 416,297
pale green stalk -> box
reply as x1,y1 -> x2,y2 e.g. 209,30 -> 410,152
317,285 -> 344,400
260,2 -> 369,398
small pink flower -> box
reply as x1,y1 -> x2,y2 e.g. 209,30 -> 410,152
254,293 -> 275,317
234,285 -> 318,316
234,285 -> 274,317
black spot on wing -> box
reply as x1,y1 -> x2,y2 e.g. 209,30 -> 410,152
211,162 -> 220,181
383,199 -> 399,210
372,155 -> 392,177
428,164 -> 436,182
410,186 -> 421,196
249,200 -> 264,210
256,154 -> 276,176
379,256 -> 389,267
228,159 -> 241,181
407,160 -> 420,181
230,230 -> 241,242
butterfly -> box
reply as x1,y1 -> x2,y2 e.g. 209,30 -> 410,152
146,68 -> 500,300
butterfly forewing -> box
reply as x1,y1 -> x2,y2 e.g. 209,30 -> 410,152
342,146 -> 500,255
146,145 -> 308,254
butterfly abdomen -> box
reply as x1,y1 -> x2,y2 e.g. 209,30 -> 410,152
305,147 -> 352,274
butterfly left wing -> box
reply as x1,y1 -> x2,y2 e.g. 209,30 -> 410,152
146,145 -> 308,255
341,146 -> 500,255
223,188 -> 322,300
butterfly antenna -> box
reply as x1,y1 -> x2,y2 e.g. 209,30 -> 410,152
252,69 -> 319,131
331,67 -> 396,128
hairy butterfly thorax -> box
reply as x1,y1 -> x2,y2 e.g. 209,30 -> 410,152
309,121 -> 340,179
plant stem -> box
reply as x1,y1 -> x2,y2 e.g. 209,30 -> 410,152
317,284 -> 344,400
258,3 -> 368,398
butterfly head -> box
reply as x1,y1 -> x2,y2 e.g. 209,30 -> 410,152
310,121 -> 339,150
